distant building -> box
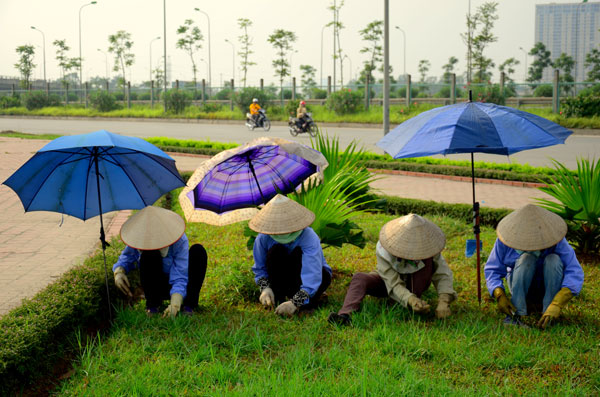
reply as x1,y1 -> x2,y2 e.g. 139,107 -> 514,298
535,2 -> 600,82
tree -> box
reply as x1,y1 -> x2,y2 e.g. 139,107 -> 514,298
527,42 -> 552,83
14,45 -> 35,89
328,0 -> 345,88
300,64 -> 317,97
53,39 -> 80,89
237,18 -> 255,88
359,20 -> 383,86
418,59 -> 431,83
267,29 -> 297,104
471,2 -> 498,83
108,30 -> 135,90
498,57 -> 520,83
153,66 -> 165,94
176,19 -> 203,92
553,53 -> 575,94
584,48 -> 600,82
461,6 -> 478,83
442,56 -> 459,84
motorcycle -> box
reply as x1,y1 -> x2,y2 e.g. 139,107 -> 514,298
288,112 -> 317,137
245,109 -> 271,131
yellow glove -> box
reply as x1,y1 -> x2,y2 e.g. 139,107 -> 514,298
259,287 -> 275,307
407,295 -> 431,313
163,293 -> 183,318
114,267 -> 132,297
538,287 -> 573,329
493,287 -> 516,316
274,300 -> 298,317
435,293 -> 454,319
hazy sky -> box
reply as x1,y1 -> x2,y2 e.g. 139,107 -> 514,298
0,0 -> 593,87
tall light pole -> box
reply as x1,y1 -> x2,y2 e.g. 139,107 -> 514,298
194,8 -> 211,90
320,24 -> 327,89
97,48 -> 108,83
383,0 -> 390,135
395,26 -> 406,79
149,36 -> 161,83
79,1 -> 97,90
30,26 -> 46,85
224,39 -> 235,81
519,47 -> 528,82
163,0 -> 167,111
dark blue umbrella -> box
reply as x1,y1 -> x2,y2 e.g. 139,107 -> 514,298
3,129 -> 186,318
377,96 -> 573,303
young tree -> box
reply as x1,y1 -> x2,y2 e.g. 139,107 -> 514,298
328,0 -> 345,88
359,20 -> 383,86
442,56 -> 459,84
237,18 -> 255,88
584,48 -> 600,82
461,6 -> 478,83
153,66 -> 165,94
527,42 -> 552,83
300,64 -> 317,97
498,57 -> 520,82
471,2 -> 498,83
418,59 -> 431,83
267,29 -> 297,104
108,30 -> 135,91
176,19 -> 203,92
53,39 -> 80,89
553,53 -> 575,94
14,45 -> 36,89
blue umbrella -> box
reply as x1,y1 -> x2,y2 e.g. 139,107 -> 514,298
3,129 -> 186,318
377,96 -> 572,303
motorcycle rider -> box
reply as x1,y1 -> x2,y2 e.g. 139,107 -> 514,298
296,100 -> 308,131
249,98 -> 261,126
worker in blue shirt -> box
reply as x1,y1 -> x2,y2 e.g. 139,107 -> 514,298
484,204 -> 584,329
112,206 -> 207,317
249,194 -> 331,316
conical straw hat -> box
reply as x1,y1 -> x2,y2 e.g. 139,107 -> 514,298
497,204 -> 567,251
379,214 -> 446,260
249,194 -> 315,234
120,206 -> 185,250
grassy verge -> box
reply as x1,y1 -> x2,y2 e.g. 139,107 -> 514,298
55,203 -> 600,395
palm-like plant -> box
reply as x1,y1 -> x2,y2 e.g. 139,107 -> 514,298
536,158 -> 600,253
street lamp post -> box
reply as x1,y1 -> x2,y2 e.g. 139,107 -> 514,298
79,1 -> 97,91
97,48 -> 108,83
519,47 -> 528,82
30,26 -> 46,85
149,36 -> 161,83
395,26 -> 406,79
320,24 -> 327,90
163,0 -> 167,112
194,8 -> 211,90
224,39 -> 235,81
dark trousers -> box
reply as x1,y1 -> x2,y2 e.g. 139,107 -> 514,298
338,258 -> 434,315
139,244 -> 207,310
265,244 -> 331,308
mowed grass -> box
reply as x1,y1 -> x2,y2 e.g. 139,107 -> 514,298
57,208 -> 600,395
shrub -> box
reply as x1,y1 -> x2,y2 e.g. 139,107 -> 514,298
466,84 -> 506,105
89,90 -> 119,112
163,89 -> 192,114
562,95 -> 600,118
326,89 -> 363,114
129,92 -> 138,101
22,91 -> 61,110
308,87 -> 327,99
113,92 -> 125,101
214,88 -> 232,100
279,89 -> 292,100
199,102 -> 223,113
533,84 -> 553,97
285,99 -> 300,117
577,84 -> 600,97
434,86 -> 464,99
0,95 -> 21,109
232,87 -> 273,114
138,92 -> 151,100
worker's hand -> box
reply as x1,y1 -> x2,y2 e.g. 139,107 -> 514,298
435,293 -> 453,319
259,287 -> 275,308
407,295 -> 431,313
274,300 -> 299,317
113,266 -> 132,297
538,287 -> 573,329
163,293 -> 183,318
493,287 -> 516,317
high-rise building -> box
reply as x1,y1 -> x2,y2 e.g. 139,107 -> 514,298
535,2 -> 600,82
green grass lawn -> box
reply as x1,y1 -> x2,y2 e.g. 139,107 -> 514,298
56,205 -> 600,395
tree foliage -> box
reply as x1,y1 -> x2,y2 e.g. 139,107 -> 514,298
108,31 -> 135,84
53,39 -> 80,88
498,57 -> 520,83
527,42 -> 552,83
176,19 -> 203,90
14,45 -> 35,89
442,56 -> 459,84
418,59 -> 431,83
359,20 -> 383,84
267,29 -> 297,102
237,18 -> 255,88
584,48 -> 600,82
471,2 -> 498,83
553,53 -> 575,94
328,0 -> 345,87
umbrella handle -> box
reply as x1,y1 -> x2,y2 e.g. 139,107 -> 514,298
473,202 -> 482,305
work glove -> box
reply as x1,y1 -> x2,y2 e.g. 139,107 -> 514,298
163,293 -> 184,318
407,295 -> 431,313
259,287 -> 275,308
538,287 -> 573,329
435,293 -> 454,319
113,266 -> 132,297
274,300 -> 299,317
493,287 -> 516,317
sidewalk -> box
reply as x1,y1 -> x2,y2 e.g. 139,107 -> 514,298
0,138 -> 555,315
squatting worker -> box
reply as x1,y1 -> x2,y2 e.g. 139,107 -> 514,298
250,194 -> 332,317
485,204 -> 584,328
328,214 -> 457,326
112,206 -> 208,317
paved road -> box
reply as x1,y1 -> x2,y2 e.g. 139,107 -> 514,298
1,116 -> 599,169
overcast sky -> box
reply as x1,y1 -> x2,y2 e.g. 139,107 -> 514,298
0,0 -> 593,87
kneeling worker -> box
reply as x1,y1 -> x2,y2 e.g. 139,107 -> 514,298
329,214 -> 457,325
113,206 -> 208,317
250,194 -> 332,317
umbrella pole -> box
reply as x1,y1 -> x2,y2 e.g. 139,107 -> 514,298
246,154 -> 266,204
94,153 -> 113,322
471,152 -> 482,305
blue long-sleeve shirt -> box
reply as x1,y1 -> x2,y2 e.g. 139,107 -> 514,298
252,227 -> 331,303
112,233 -> 190,298
484,237 -> 584,296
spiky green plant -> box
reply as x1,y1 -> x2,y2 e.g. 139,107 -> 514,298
536,157 -> 600,253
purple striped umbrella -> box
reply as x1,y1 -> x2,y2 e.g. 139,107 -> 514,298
179,137 -> 328,225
